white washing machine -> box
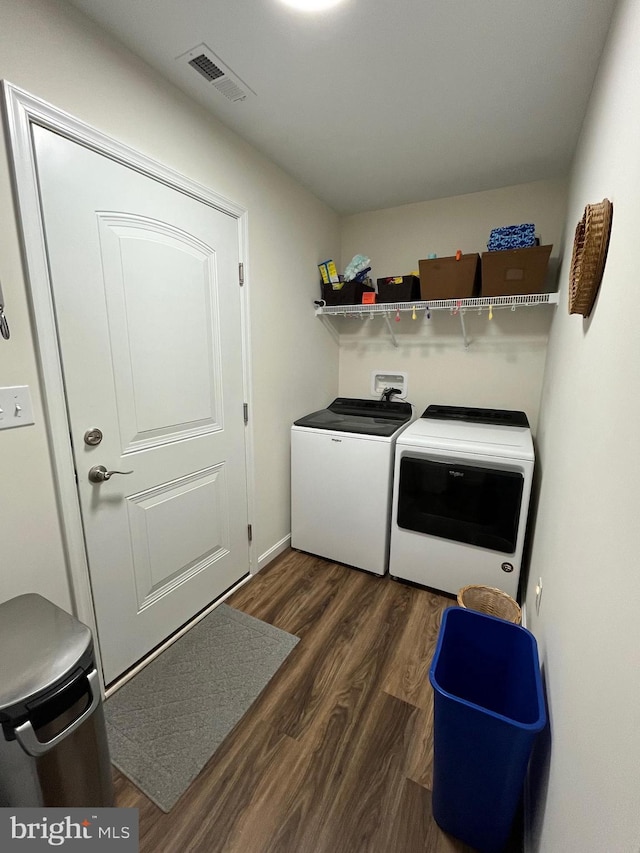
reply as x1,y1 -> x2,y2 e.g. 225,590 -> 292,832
389,405 -> 534,598
291,397 -> 413,575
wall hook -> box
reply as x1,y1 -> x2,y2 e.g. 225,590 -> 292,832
0,280 -> 10,340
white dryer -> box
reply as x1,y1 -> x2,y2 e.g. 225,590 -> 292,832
291,398 -> 413,575
389,405 -> 534,598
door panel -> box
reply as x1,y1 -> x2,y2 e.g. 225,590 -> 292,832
32,125 -> 249,683
127,464 -> 230,610
97,214 -> 223,449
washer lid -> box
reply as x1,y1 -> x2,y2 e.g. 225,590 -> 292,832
399,408 -> 534,460
0,594 -> 94,723
421,404 -> 529,428
294,397 -> 412,437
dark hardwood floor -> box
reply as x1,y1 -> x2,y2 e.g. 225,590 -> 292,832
112,550 -> 507,852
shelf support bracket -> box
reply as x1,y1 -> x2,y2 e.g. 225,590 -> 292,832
383,313 -> 398,347
318,313 -> 340,345
459,310 -> 470,349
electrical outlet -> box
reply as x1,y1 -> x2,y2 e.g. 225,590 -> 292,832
0,386 -> 35,430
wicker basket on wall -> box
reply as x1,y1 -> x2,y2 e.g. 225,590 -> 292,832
457,584 -> 522,625
568,198 -> 613,317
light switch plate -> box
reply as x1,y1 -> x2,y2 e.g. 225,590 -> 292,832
0,386 -> 35,430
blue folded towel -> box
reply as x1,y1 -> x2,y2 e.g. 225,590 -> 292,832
487,224 -> 536,251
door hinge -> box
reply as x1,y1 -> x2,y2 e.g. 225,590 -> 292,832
247,523 -> 253,543
243,402 -> 249,424
239,262 -> 244,286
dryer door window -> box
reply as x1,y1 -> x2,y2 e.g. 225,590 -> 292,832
397,457 -> 524,553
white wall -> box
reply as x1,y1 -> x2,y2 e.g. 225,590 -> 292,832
524,0 -> 640,849
0,0 -> 339,611
338,180 -> 568,429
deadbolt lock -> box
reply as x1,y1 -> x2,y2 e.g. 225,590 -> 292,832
84,428 -> 103,446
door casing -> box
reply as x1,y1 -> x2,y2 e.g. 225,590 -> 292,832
2,81 -> 256,690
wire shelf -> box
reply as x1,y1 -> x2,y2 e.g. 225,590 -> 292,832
315,292 -> 559,316
315,292 -> 559,348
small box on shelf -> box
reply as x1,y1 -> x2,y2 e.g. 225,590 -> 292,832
320,280 -> 375,305
376,275 -> 420,303
418,254 -> 480,300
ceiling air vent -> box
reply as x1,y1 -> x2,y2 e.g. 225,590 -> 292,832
177,44 -> 255,103
189,54 -> 225,82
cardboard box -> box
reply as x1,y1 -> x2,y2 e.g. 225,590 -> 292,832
320,280 -> 375,305
377,275 -> 420,303
481,245 -> 553,296
418,254 -> 480,300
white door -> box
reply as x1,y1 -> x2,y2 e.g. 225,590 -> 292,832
32,126 -> 250,684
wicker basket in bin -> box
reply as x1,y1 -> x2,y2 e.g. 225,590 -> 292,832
457,585 -> 521,625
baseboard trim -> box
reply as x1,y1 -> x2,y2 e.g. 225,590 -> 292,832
256,534 -> 291,573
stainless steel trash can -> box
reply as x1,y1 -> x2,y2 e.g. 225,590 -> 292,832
0,594 -> 114,807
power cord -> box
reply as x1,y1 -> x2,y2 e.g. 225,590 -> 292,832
380,387 -> 402,401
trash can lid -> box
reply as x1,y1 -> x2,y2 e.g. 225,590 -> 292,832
0,594 -> 94,723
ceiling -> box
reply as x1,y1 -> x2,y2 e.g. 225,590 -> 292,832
67,0 -> 617,214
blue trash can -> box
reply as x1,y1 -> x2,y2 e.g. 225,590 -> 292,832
429,606 -> 546,853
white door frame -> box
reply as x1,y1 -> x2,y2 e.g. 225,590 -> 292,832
2,81 -> 256,685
